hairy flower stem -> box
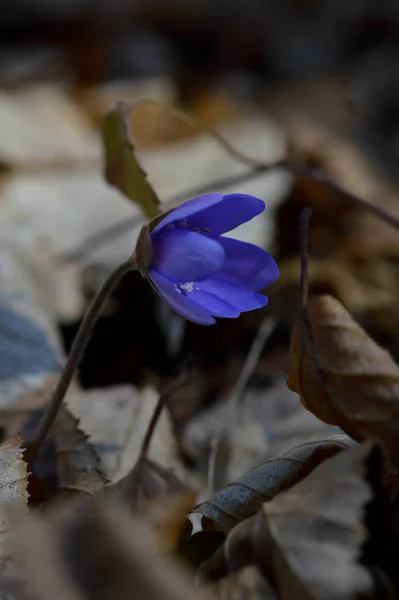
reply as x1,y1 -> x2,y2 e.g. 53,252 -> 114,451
25,257 -> 135,466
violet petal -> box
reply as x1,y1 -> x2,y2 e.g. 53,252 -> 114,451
149,271 -> 215,325
152,193 -> 265,236
150,229 -> 224,283
216,236 -> 279,291
197,276 -> 268,312
186,288 -> 240,318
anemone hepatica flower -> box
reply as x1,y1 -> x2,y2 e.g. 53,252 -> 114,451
134,192 -> 279,325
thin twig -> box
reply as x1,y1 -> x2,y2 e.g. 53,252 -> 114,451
25,258 -> 135,466
60,157 -> 399,263
299,208 -> 313,309
59,166 -> 266,263
138,373 -> 189,462
207,317 -> 276,495
128,98 -> 264,169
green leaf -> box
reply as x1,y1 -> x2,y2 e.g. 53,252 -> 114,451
102,102 -> 160,219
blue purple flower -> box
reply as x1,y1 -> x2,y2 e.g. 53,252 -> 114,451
135,192 -> 279,325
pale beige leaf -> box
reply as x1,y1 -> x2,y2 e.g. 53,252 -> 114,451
0,437 -> 29,560
66,386 -> 184,482
0,85 -> 98,166
260,443 -> 375,600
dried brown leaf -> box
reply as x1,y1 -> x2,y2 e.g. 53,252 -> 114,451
144,490 -> 197,552
197,516 -> 257,585
198,435 -> 353,532
288,294 -> 399,464
110,456 -> 190,509
184,530 -> 227,572
54,407 -> 109,498
16,496 -> 211,600
273,257 -> 398,319
256,443 -> 375,600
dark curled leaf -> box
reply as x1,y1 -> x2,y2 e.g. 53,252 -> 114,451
184,530 -> 227,574
102,102 -> 160,219
198,434 -> 354,532
254,443 -> 376,600
197,516 -> 258,586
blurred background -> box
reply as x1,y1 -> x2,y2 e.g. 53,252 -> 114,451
2,0 -> 399,488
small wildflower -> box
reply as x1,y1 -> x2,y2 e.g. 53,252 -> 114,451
135,192 -> 279,325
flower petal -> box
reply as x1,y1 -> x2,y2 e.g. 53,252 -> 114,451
149,271 -> 215,325
150,230 -> 224,283
197,276 -> 268,312
151,193 -> 224,234
152,193 -> 265,236
187,288 -> 240,318
216,236 -> 279,291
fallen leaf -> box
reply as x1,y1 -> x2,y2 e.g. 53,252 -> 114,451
15,513 -> 84,600
288,294 -> 399,465
213,397 -> 270,493
0,573 -> 28,600
184,530 -> 226,572
0,242 -> 62,410
0,85 -> 98,168
198,435 -> 354,532
102,102 -> 160,218
68,109 -> 287,263
80,78 -> 176,135
144,490 -> 197,552
255,443 -> 376,600
273,257 -> 398,319
66,386 -> 185,482
53,407 -> 110,498
245,381 -> 340,460
209,566 -> 279,600
197,516 -> 257,585
110,457 -> 190,509
16,496 -> 212,600
0,436 -> 29,566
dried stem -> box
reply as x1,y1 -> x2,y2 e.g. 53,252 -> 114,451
130,98 -> 264,169
25,258 -> 135,466
346,98 -> 399,169
61,157 -> 399,263
299,208 -> 313,309
138,374 -> 189,462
